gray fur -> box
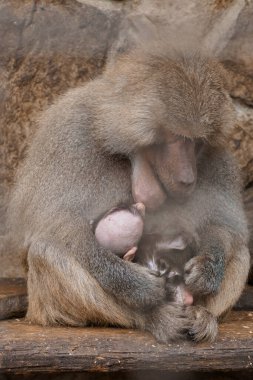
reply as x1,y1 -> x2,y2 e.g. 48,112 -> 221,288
4,48 -> 250,343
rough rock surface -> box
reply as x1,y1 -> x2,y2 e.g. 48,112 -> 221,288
0,0 -> 121,196
0,0 -> 122,276
0,0 -> 252,276
244,186 -> 253,283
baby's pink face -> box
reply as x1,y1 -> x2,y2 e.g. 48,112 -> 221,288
95,208 -> 144,254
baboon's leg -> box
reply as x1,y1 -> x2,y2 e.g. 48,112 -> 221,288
26,237 -> 141,327
26,236 -> 196,342
202,244 -> 250,318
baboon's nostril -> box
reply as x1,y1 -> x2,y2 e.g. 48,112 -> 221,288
178,169 -> 195,186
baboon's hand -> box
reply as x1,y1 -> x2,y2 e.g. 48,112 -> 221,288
186,305 -> 218,342
145,303 -> 218,343
145,303 -> 190,343
184,256 -> 221,296
122,264 -> 166,309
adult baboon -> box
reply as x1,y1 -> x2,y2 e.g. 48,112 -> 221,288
5,48 -> 250,342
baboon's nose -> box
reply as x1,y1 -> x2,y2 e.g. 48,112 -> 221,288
178,168 -> 195,186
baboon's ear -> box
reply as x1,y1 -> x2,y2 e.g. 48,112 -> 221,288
126,14 -> 158,44
108,14 -> 158,63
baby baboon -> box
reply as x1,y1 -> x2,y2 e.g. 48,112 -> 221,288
93,203 -> 194,305
5,47 -> 250,343
136,233 -> 195,306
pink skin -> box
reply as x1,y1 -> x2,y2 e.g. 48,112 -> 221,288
183,288 -> 194,305
123,247 -> 138,261
94,203 -> 145,256
132,153 -> 167,211
174,282 -> 194,306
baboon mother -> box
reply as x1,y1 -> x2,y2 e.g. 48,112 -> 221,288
6,49 -> 249,342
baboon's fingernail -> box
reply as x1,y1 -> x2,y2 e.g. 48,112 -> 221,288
123,247 -> 137,261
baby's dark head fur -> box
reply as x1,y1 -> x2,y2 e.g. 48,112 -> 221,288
135,233 -> 197,303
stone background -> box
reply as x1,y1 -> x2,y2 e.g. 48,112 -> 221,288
0,0 -> 252,277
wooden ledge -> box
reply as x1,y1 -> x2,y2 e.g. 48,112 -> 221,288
0,278 -> 27,320
0,311 -> 253,374
1,279 -> 253,374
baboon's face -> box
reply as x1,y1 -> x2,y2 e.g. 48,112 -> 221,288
148,131 -> 197,197
132,131 -> 198,210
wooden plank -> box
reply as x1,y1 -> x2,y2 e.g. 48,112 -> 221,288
0,311 -> 253,374
0,278 -> 27,320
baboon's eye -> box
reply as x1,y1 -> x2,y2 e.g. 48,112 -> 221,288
157,258 -> 170,275
195,139 -> 205,155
